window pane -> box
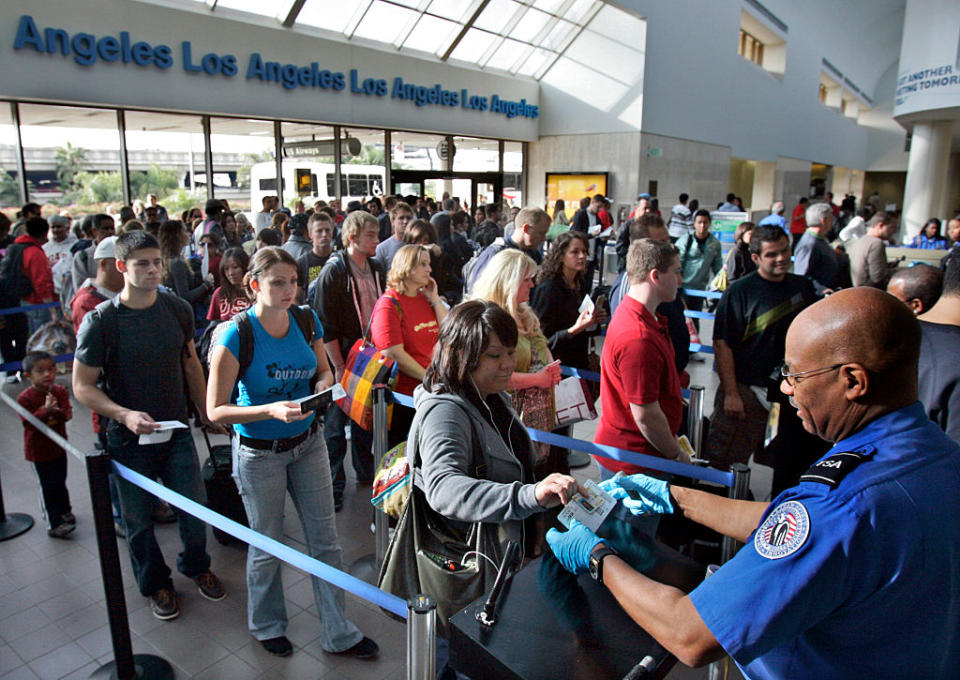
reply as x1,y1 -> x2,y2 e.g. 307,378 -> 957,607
123,110 -> 204,224
297,0 -> 369,34
278,122 -> 335,210
474,0 -> 522,34
486,38 -> 529,71
510,7 -> 551,42
504,141 -> 523,208
540,18 -> 576,51
209,117 -> 276,216
452,136 -> 499,172
215,0 -> 292,20
516,48 -> 554,77
352,2 -> 419,43
0,104 -> 21,214
342,127 -> 386,205
427,0 -> 479,22
391,131 -> 446,171
402,14 -> 460,54
449,28 -> 499,63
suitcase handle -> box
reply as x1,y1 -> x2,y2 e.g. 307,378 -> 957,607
202,428 -> 234,474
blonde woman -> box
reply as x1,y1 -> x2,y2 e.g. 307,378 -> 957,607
471,249 -> 563,471
370,244 -> 448,447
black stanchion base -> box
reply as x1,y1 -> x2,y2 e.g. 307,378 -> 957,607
567,451 -> 592,469
348,553 -> 380,585
0,513 -> 34,541
89,654 -> 174,680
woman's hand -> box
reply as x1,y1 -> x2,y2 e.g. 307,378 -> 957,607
420,276 -> 441,304
535,473 -> 580,508
569,307 -> 599,335
314,375 -> 334,393
535,359 -> 562,388
267,401 -> 313,424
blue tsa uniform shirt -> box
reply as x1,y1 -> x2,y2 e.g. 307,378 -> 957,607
689,402 -> 960,679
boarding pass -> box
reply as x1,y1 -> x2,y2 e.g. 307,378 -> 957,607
558,479 -> 616,533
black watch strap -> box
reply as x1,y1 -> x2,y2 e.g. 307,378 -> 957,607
589,545 -> 618,584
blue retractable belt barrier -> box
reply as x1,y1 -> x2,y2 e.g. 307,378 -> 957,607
110,461 -> 409,619
559,365 -> 601,382
0,352 -> 75,373
0,301 -> 61,316
683,310 -> 715,320
389,391 -> 733,487
682,288 -> 723,300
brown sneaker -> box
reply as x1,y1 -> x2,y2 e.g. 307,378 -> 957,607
193,570 -> 226,602
150,588 -> 180,620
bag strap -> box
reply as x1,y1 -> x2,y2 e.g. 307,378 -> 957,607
236,312 -> 254,380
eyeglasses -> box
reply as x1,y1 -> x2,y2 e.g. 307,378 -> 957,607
779,363 -> 843,386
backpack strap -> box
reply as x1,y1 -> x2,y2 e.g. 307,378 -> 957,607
235,312 -> 254,380
289,304 -> 316,344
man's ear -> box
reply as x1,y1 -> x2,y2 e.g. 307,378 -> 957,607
841,363 -> 869,400
115,259 -> 127,274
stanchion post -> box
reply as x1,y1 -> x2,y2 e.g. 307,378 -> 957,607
86,451 -> 173,680
687,385 -> 705,457
372,385 -> 390,568
720,463 -> 751,563
407,595 -> 437,680
0,464 -> 34,541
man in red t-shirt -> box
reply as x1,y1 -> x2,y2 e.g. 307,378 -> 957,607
790,197 -> 809,248
595,238 -> 691,476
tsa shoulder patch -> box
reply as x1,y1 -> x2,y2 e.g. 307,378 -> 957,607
754,500 -> 810,560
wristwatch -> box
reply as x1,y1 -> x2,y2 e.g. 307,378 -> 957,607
589,544 -> 618,585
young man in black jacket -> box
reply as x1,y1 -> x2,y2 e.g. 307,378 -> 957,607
311,211 -> 385,509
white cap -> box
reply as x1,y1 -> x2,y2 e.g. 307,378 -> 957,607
94,235 -> 118,260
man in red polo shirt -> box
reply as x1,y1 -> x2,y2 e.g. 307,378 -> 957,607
595,238 -> 691,477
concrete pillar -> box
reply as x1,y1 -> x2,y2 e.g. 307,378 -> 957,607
902,120 -> 952,241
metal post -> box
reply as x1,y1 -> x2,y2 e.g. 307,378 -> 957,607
372,385 -> 390,567
0,463 -> 34,541
201,115 -> 214,202
687,385 -> 705,457
384,130 -> 392,195
116,109 -> 131,207
86,451 -> 173,680
273,120 -> 283,208
407,595 -> 437,680
333,125 -> 342,208
720,463 -> 751,563
11,102 -> 28,204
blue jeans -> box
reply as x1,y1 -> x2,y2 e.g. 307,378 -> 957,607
232,429 -> 362,651
324,403 -> 374,499
108,429 -> 211,596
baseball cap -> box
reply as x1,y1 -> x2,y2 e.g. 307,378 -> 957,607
636,192 -> 652,201
94,235 -> 117,260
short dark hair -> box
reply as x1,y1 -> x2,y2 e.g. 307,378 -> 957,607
749,223 -> 789,255
25,217 -> 48,239
22,350 -> 54,375
257,228 -> 281,247
94,214 -> 114,231
120,206 -> 136,223
679,193 -> 689,203
943,254 -> 960,297
629,213 -> 665,242
693,209 -> 711,222
726,193 -> 735,202
115,230 -> 160,262
423,300 -> 518,396
21,202 -> 41,217
204,199 -> 223,217
889,264 -> 942,310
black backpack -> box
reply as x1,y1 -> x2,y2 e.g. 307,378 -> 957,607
0,242 -> 38,309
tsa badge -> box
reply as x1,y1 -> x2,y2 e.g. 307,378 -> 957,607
754,500 -> 810,560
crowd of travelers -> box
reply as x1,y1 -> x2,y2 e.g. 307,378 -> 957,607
1,186 -> 959,677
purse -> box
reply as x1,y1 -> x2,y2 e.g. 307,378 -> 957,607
377,408 -> 505,635
512,349 -> 557,433
336,296 -> 399,431
554,376 -> 598,427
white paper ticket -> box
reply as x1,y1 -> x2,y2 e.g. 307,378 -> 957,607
558,479 -> 616,532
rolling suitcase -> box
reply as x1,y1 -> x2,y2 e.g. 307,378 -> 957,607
201,431 -> 248,545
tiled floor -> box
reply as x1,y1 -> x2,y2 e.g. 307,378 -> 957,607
0,339 -> 750,679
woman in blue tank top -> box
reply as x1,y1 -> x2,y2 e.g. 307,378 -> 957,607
206,247 -> 378,660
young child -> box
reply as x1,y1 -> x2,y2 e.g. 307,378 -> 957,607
16,350 -> 75,538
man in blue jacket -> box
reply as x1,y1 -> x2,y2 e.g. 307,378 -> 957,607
546,287 -> 960,679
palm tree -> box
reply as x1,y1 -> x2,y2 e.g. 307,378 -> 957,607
54,142 -> 88,191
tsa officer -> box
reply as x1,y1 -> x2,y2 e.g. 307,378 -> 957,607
547,287 -> 960,679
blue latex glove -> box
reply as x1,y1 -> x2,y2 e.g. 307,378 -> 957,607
546,520 -> 604,574
599,473 -> 674,516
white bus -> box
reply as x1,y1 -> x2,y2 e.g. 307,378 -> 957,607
250,161 -> 385,208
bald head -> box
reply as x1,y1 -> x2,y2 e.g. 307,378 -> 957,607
887,265 -> 942,315
789,288 -> 919,397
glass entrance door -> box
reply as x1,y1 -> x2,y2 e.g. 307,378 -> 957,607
391,170 -> 502,216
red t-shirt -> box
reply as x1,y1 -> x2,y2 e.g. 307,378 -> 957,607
790,204 -> 807,235
598,210 -> 612,229
207,287 -> 252,321
17,384 -> 72,462
595,295 -> 683,474
370,289 -> 440,396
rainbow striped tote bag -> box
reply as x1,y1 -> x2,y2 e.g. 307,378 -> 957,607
336,337 -> 397,431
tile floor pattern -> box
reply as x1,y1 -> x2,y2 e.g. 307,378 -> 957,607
0,348 -> 744,679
